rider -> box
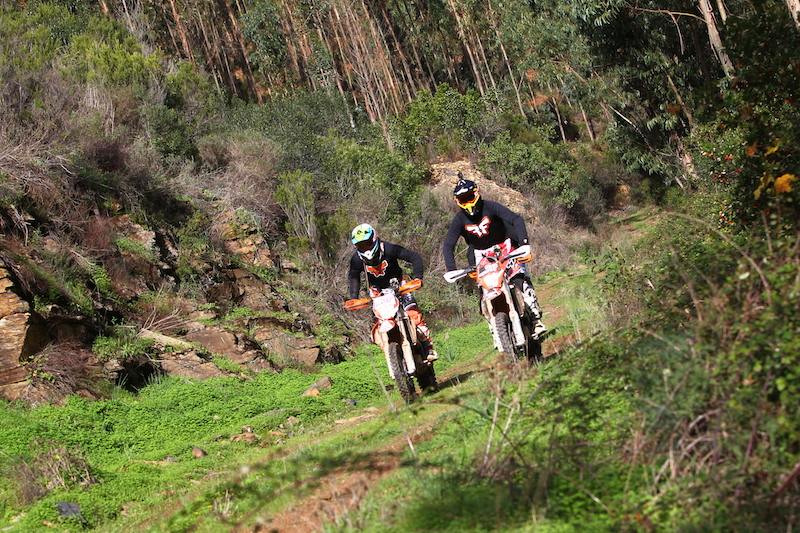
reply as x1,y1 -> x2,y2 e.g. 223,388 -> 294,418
348,223 -> 438,362
443,174 -> 546,336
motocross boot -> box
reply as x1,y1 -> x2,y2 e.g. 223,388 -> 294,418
522,280 -> 547,337
408,305 -> 438,362
422,340 -> 439,362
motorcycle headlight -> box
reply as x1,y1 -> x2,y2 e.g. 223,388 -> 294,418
480,270 -> 504,290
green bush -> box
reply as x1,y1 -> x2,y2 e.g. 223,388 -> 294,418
392,83 -> 495,161
479,131 -> 579,208
700,5 -> 800,230
92,327 -> 155,362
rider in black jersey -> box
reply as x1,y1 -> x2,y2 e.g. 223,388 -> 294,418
443,175 -> 546,336
348,224 -> 438,361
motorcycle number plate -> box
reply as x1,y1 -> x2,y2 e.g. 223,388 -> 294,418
373,294 -> 398,320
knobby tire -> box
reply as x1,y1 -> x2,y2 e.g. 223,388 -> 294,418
495,312 -> 519,367
388,342 -> 416,403
416,363 -> 438,394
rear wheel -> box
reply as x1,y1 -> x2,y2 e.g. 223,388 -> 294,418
528,336 -> 543,362
388,342 -> 416,403
495,312 -> 519,367
416,364 -> 438,394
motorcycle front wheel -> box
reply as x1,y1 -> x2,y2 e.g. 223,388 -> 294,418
388,342 -> 417,403
495,312 -> 520,367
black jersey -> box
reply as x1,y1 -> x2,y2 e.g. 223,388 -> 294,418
348,241 -> 424,298
443,200 -> 529,271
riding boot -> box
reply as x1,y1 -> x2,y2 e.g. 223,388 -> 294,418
522,279 -> 546,336
407,306 -> 438,362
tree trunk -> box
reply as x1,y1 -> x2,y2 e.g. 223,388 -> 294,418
446,0 -> 486,95
697,0 -> 734,77
580,104 -> 595,142
667,73 -> 694,132
168,0 -> 195,65
278,0 -> 306,85
379,1 -> 416,101
359,0 -> 402,115
787,0 -> 800,28
487,0 -> 526,117
220,0 -> 262,102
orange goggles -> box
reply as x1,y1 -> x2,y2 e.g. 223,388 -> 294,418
355,237 -> 375,252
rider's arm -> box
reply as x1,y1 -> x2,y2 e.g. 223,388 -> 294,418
492,201 -> 530,246
442,217 -> 463,271
391,243 -> 425,280
347,254 -> 363,299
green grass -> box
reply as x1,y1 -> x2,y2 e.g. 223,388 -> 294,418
0,253 -> 606,533
5,209 -> 793,532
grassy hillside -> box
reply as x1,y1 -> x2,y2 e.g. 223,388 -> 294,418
2,208 -> 798,532
1,2 -> 799,532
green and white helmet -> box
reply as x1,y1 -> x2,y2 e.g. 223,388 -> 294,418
350,224 -> 380,262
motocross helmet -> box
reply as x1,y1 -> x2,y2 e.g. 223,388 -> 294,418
351,224 -> 381,262
453,174 -> 482,216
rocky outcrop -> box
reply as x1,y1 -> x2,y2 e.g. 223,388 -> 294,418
0,263 -> 47,402
430,160 -> 531,218
0,204 -> 348,404
207,268 -> 288,314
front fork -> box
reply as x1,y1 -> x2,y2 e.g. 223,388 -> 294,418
374,314 -> 420,380
483,286 -> 526,351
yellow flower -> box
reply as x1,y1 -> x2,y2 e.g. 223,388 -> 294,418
774,174 -> 796,194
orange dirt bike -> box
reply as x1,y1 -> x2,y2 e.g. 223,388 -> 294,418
344,278 -> 438,403
444,244 -> 543,366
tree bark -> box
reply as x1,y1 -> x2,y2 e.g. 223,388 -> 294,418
168,0 -> 196,65
220,0 -> 262,102
787,0 -> 800,28
697,0 -> 734,77
446,0 -> 486,95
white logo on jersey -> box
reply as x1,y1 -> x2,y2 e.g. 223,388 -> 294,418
465,216 -> 491,237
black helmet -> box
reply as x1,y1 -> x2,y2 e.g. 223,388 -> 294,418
453,177 -> 482,216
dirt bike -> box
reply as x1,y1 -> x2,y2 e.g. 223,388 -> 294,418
444,244 -> 542,366
344,278 -> 438,403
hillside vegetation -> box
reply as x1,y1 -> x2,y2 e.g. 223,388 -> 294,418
0,0 -> 799,531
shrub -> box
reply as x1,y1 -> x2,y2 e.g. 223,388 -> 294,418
697,5 -> 800,231
479,131 -> 579,208
6,438 -> 97,506
392,83 -> 499,161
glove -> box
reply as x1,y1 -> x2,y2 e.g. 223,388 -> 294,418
515,244 -> 532,263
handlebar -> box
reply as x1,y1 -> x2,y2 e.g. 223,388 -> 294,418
444,245 -> 532,283
343,278 -> 423,309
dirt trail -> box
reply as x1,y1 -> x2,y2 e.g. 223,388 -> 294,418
249,176 -> 633,532
255,283 -> 571,533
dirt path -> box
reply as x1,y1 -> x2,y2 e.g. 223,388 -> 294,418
252,280 -> 573,533
259,354 -> 571,529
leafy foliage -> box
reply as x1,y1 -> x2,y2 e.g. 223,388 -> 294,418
706,5 -> 800,229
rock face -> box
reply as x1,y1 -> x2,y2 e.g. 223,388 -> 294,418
0,264 -> 47,402
430,160 -> 531,218
0,207 -> 347,405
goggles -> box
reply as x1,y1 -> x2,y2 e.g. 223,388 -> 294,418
355,237 -> 375,252
456,191 -> 477,205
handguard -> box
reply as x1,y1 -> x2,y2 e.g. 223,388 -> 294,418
503,244 -> 532,263
444,268 -> 475,283
398,278 -> 423,294
344,298 -> 371,311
